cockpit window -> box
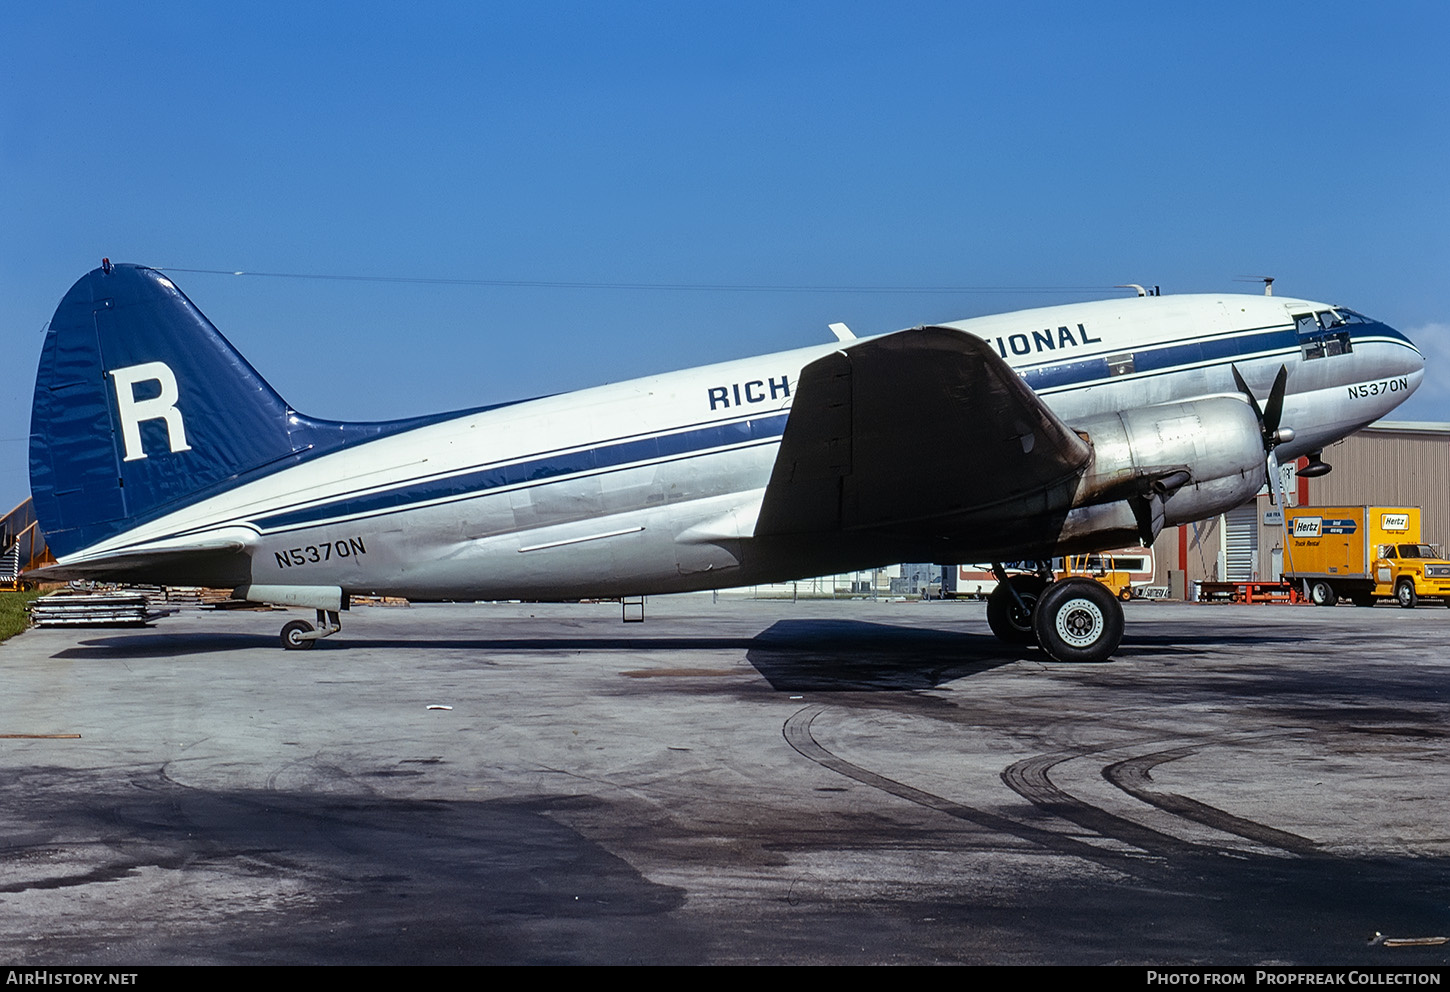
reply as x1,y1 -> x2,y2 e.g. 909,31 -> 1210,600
1293,311 -> 1354,360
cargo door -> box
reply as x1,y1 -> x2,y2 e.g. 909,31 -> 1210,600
1321,513 -> 1362,576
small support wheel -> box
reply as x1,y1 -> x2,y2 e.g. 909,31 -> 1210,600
1118,586 -> 1132,602
281,619 -> 316,650
986,574 -> 1046,644
1396,579 -> 1417,609
1310,581 -> 1337,608
1032,578 -> 1124,663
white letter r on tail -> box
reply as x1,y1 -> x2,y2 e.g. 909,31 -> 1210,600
110,361 -> 191,461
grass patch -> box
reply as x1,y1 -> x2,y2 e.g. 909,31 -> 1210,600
0,590 -> 46,643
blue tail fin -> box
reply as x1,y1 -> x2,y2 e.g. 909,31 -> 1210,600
31,264 -> 339,557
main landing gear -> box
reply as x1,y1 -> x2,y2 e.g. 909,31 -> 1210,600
986,565 -> 1124,663
280,610 -> 343,650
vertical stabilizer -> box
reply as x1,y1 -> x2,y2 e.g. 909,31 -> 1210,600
30,264 -> 307,557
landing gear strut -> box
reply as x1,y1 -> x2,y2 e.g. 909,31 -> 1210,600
280,609 -> 343,650
985,571 -> 1046,643
986,566 -> 1124,663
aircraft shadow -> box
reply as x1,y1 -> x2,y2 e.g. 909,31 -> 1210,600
54,619 -> 1311,691
744,618 -> 1019,691
53,632 -> 765,659
54,619 -> 1022,691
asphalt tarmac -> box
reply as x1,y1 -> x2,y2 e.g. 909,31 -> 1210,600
0,595 -> 1447,965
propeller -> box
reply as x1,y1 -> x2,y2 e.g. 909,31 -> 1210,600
1232,362 -> 1304,594
1231,363 -> 1295,507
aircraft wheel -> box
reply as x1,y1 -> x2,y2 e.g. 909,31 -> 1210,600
986,575 -> 1046,644
1310,581 -> 1338,608
1396,580 -> 1417,609
281,619 -> 316,650
1032,578 -> 1123,664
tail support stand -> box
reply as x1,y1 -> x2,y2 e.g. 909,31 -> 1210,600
622,596 -> 645,623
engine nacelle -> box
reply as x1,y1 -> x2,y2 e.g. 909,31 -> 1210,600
1053,397 -> 1267,551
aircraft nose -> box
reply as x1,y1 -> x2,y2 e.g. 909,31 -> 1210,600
1400,325 -> 1427,377
1388,322 -> 1427,393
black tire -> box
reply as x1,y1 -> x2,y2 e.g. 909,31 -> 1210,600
1310,581 -> 1338,608
281,619 -> 316,650
1396,580 -> 1417,609
986,574 -> 1046,644
1032,578 -> 1124,663
1351,592 -> 1376,608
1118,586 -> 1132,602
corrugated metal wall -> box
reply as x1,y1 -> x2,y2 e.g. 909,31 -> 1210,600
1224,503 -> 1260,580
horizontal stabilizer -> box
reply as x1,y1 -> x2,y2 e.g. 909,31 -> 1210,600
26,539 -> 251,587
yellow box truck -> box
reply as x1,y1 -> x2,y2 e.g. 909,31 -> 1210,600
1282,506 -> 1450,608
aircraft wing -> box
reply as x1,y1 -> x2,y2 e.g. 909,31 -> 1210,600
756,326 -> 1091,537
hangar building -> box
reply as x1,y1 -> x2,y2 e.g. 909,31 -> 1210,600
1153,421 -> 1450,592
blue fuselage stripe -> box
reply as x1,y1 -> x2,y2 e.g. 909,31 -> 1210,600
195,320 -> 1410,537
252,412 -> 792,531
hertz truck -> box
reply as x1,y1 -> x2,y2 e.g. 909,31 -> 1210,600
1283,506 -> 1450,608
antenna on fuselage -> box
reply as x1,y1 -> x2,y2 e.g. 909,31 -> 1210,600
1234,275 -> 1276,296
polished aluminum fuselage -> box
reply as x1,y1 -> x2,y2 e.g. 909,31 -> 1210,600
58,293 -> 1424,599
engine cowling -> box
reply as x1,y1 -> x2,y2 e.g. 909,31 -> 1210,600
1052,397 -> 1267,551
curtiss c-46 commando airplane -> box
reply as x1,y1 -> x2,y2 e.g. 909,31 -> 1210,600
27,262 -> 1424,661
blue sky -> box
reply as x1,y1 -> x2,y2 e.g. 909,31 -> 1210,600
3,1 -> 1447,514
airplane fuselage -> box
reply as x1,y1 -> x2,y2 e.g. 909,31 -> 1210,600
47,286 -> 1422,603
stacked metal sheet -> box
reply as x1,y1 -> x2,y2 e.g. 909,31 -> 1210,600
28,593 -> 154,627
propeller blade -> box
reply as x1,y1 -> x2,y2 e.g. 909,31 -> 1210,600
1230,364 -> 1263,425
1232,363 -> 1293,450
1266,449 -> 1285,507
1262,365 -> 1288,438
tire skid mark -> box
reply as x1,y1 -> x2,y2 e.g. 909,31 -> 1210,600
783,705 -> 1171,878
1000,753 -> 1203,856
1103,747 -> 1319,855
